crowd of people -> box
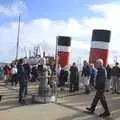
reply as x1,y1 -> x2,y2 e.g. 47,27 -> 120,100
0,58 -> 55,103
0,58 -> 120,106
0,60 -> 55,85
57,60 -> 120,95
82,61 -> 120,94
56,59 -> 120,117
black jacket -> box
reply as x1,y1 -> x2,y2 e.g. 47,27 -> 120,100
23,64 -> 31,76
70,65 -> 78,83
17,64 -> 25,81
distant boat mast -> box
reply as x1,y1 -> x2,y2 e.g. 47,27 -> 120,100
15,15 -> 21,60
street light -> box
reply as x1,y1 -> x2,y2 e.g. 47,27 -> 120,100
15,14 -> 21,60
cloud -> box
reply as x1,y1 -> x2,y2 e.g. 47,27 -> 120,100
84,1 -> 120,63
0,17 -> 92,62
0,0 -> 26,17
1,1 -> 120,64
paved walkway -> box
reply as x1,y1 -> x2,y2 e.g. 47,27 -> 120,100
0,81 -> 120,120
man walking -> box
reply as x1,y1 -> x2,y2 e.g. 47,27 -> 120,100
86,59 -> 110,117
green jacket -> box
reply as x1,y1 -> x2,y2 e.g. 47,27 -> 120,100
0,68 -> 3,77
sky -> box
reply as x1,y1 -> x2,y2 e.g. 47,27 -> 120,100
0,0 -> 120,64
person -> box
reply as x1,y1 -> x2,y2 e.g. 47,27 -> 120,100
89,64 -> 96,89
105,64 -> 112,92
59,67 -> 66,90
86,59 -> 110,117
56,64 -> 61,85
31,65 -> 38,82
81,60 -> 91,94
111,62 -> 120,94
23,61 -> 31,82
11,64 -> 18,86
17,58 -> 26,103
23,61 -> 31,96
70,62 -> 79,92
0,66 -> 3,80
3,65 -> 11,85
64,66 -> 69,85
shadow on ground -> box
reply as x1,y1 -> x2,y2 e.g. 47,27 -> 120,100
55,102 -> 115,120
0,98 -> 37,111
56,112 -> 115,120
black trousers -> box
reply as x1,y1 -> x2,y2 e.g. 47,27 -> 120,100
70,82 -> 75,91
90,90 -> 109,113
11,74 -> 18,86
19,80 -> 28,102
70,82 -> 79,91
90,77 -> 94,87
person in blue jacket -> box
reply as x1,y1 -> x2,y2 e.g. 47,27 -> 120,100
81,60 -> 91,94
89,64 -> 97,89
86,59 -> 110,117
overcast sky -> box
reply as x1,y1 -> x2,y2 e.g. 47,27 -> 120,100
0,0 -> 120,63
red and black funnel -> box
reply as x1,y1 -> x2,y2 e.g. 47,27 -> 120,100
89,30 -> 111,66
56,36 -> 71,67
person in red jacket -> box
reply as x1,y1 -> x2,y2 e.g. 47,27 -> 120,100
3,65 -> 11,85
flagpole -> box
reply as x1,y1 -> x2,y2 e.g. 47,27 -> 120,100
16,14 -> 21,60
55,36 -> 58,70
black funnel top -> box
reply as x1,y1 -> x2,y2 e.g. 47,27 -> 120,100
92,30 -> 111,43
57,36 -> 71,46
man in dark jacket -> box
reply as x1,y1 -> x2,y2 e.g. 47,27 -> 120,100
17,59 -> 26,103
86,59 -> 110,117
70,62 -> 79,92
23,62 -> 31,96
24,62 -> 31,81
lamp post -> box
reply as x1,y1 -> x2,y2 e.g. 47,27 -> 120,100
16,15 -> 21,60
